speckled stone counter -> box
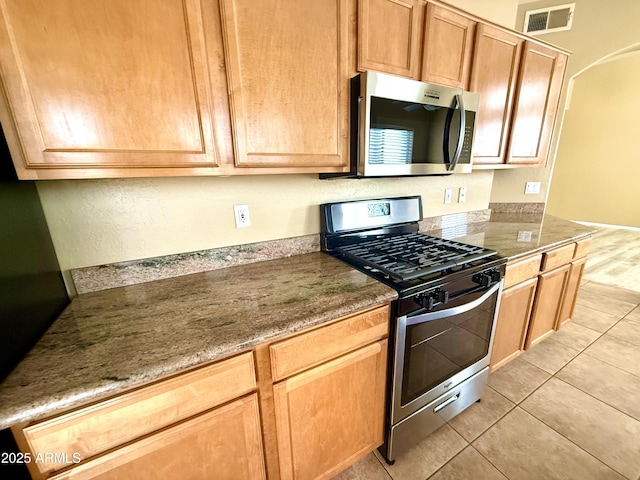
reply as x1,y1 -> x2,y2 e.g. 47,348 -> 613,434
424,214 -> 597,261
0,252 -> 397,430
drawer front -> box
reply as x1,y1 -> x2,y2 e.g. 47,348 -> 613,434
541,243 -> 576,272
504,254 -> 542,289
20,352 -> 256,475
574,237 -> 592,259
49,395 -> 266,480
270,304 -> 389,382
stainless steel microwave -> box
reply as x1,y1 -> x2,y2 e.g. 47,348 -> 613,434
327,71 -> 480,178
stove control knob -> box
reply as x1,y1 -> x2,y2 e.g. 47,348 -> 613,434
436,289 -> 449,304
415,293 -> 436,310
490,270 -> 502,283
473,273 -> 491,287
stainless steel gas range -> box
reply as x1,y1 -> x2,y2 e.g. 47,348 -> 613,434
320,196 -> 506,464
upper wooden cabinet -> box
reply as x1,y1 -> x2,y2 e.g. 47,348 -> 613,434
469,24 -> 523,166
421,3 -> 476,89
0,0 -> 570,178
357,0 -> 422,78
219,0 -> 350,171
507,42 -> 568,166
356,0 -> 570,170
0,0 -> 228,179
472,33 -> 568,168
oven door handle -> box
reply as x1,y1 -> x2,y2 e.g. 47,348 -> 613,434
403,281 -> 501,327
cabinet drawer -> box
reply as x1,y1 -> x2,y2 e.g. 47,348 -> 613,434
541,243 -> 576,272
574,237 -> 592,259
18,352 -> 256,476
504,254 -> 542,289
49,395 -> 266,480
270,305 -> 389,381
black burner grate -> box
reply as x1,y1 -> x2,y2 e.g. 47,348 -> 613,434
336,233 -> 495,281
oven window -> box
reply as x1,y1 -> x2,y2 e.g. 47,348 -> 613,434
401,292 -> 497,406
369,97 -> 474,166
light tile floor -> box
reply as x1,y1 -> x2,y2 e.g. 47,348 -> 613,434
335,226 -> 640,480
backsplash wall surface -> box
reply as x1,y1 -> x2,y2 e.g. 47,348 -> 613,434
37,172 -> 494,275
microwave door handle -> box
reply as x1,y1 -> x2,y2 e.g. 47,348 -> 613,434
449,94 -> 466,172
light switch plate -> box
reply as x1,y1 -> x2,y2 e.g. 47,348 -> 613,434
444,188 -> 452,204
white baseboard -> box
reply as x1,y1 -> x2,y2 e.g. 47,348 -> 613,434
574,221 -> 640,232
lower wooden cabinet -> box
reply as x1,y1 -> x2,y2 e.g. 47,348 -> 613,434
273,340 -> 387,480
490,277 -> 537,370
49,395 -> 266,480
490,237 -> 592,371
12,303 -> 391,480
557,256 -> 587,330
525,263 -> 571,348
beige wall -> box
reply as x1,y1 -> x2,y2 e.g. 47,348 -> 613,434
447,0 -> 518,28
35,0 -> 517,285
491,0 -> 640,208
546,53 -> 640,227
37,172 -> 495,271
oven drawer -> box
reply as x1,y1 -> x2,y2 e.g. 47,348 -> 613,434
388,367 -> 488,460
17,352 -> 256,475
270,304 -> 389,381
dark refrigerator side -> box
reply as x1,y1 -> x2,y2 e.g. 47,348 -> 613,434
0,127 -> 69,479
0,129 -> 70,381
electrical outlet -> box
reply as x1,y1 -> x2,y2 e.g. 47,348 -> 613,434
525,182 -> 541,195
444,188 -> 452,204
234,204 -> 251,228
458,187 -> 466,203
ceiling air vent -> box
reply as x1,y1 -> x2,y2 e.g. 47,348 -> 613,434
524,3 -> 575,35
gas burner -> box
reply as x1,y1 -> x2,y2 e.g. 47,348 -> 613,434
335,233 -> 495,281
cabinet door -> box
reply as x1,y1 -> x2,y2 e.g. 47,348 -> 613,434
0,0 -> 223,179
525,264 -> 571,348
273,340 -> 387,480
557,256 -> 587,329
16,353 -> 256,477
358,0 -> 421,78
50,395 -> 266,480
490,278 -> 538,371
469,24 -> 523,165
421,4 -> 475,89
219,0 -> 349,171
507,42 -> 568,166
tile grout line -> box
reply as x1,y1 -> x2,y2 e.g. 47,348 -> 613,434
445,387 -> 516,444
516,401 -> 634,480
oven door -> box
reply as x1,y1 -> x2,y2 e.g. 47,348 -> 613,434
390,280 -> 502,424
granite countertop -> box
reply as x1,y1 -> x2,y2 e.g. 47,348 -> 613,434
425,214 -> 597,260
0,212 -> 596,431
0,252 -> 397,430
